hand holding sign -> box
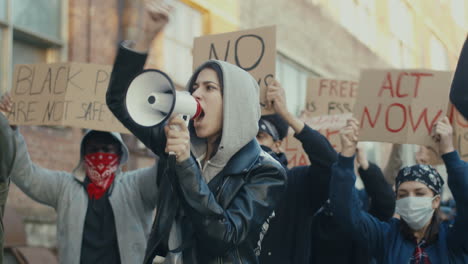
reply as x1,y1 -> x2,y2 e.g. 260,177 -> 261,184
340,118 -> 359,157
0,93 -> 16,130
266,79 -> 288,116
0,93 -> 13,113
134,0 -> 172,52
432,117 -> 454,155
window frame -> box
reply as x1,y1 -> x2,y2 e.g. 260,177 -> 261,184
0,0 -> 68,94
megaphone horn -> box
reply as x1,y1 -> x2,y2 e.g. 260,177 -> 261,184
125,69 -> 202,127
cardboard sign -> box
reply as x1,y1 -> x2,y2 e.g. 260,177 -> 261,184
193,26 -> 276,114
353,69 -> 452,146
448,104 -> 468,161
305,78 -> 358,117
7,63 -> 129,133
282,113 -> 351,168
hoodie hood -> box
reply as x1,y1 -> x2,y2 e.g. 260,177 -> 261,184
72,130 -> 129,181
187,60 -> 261,182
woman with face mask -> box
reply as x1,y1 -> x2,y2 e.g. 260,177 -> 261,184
105,2 -> 287,264
328,117 -> 468,263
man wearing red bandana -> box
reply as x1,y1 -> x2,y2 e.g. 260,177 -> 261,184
0,1 -> 171,263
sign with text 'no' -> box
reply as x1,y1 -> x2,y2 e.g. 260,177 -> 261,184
193,26 -> 276,115
7,63 -> 129,133
353,69 -> 452,146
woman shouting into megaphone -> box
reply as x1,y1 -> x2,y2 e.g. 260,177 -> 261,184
106,2 -> 286,264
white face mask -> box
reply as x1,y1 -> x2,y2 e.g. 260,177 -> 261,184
395,196 -> 437,231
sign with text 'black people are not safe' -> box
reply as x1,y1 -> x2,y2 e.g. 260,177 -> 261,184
7,63 -> 128,133
193,26 -> 276,115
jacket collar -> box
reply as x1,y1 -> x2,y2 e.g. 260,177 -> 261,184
218,139 -> 261,176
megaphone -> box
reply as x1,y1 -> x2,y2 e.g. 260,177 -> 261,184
125,69 -> 202,127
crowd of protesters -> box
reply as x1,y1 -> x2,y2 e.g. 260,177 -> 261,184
0,0 -> 467,263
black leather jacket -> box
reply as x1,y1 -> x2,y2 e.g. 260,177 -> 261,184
106,44 -> 287,264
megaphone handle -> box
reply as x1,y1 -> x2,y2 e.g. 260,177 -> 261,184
168,114 -> 190,157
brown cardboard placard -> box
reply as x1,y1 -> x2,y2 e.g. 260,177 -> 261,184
7,62 -> 129,133
193,26 -> 276,114
353,69 -> 452,146
305,78 -> 358,117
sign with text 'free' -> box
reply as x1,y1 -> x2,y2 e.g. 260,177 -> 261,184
305,78 -> 358,117
7,63 -> 128,133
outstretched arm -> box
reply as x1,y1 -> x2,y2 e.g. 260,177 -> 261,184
433,117 -> 468,253
359,161 -> 395,221
329,118 -> 390,257
106,0 -> 171,156
266,80 -> 338,168
0,94 -> 15,182
0,97 -> 70,208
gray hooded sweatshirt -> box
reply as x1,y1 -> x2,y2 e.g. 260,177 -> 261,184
1,121 -> 159,264
162,59 -> 261,263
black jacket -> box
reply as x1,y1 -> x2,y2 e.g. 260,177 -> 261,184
106,44 -> 287,264
310,162 -> 395,264
450,36 -> 468,120
259,125 -> 337,264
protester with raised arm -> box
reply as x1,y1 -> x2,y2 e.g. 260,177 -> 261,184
256,80 -> 337,263
255,80 -> 395,264
0,2 -> 172,263
106,2 -> 286,264
0,93 -> 14,262
329,117 -> 468,263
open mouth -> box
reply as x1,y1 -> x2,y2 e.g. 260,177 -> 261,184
194,110 -> 205,125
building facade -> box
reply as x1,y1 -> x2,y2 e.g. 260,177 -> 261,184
0,0 -> 466,250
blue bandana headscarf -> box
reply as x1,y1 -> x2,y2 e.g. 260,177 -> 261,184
395,164 -> 444,195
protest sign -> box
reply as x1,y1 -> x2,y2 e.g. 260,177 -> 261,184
305,78 -> 358,117
282,113 -> 350,168
7,62 -> 128,133
193,26 -> 276,114
353,69 -> 452,146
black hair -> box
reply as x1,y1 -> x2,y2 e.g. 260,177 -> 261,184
189,62 -> 224,95
83,131 -> 122,156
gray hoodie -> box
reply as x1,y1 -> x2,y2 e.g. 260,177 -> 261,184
188,60 -> 260,183
2,120 -> 159,264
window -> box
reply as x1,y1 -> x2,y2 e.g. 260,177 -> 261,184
13,0 -> 61,40
430,35 -> 450,70
389,38 -> 402,68
12,39 -> 47,66
0,0 -> 5,21
276,55 -> 317,116
451,0 -> 466,28
163,0 -> 203,87
339,0 -> 359,37
0,0 -> 65,93
388,0 -> 413,47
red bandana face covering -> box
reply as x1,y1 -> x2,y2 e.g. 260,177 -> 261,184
84,152 -> 119,199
